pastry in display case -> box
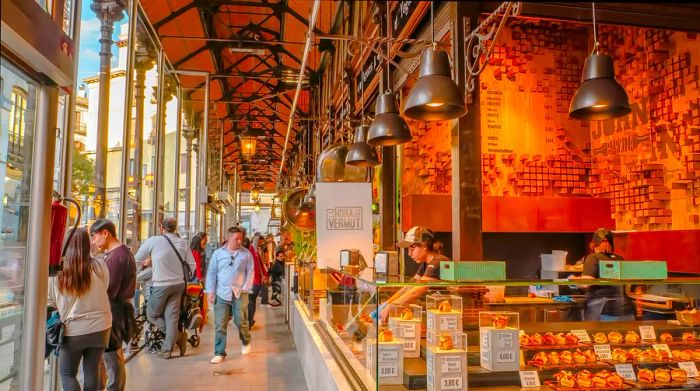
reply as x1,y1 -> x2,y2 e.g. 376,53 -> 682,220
389,304 -> 423,358
478,311 -> 520,371
318,268 -> 700,391
426,293 -> 462,333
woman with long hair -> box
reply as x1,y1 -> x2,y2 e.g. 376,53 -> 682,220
48,227 -> 112,391
247,235 -> 269,328
190,232 -> 208,281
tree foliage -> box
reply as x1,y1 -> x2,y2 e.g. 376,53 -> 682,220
71,144 -> 95,197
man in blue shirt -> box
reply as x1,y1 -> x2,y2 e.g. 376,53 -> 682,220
206,226 -> 254,364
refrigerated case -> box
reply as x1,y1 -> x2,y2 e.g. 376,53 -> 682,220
317,267 -> 700,391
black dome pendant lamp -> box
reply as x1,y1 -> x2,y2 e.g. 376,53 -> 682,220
346,124 -> 380,166
569,3 -> 630,120
404,1 -> 466,121
367,3 -> 412,146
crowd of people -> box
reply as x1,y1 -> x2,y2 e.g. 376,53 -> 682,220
47,217 -> 290,390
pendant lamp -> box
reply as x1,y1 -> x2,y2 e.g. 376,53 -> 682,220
569,3 -> 630,120
404,2 -> 465,121
404,46 -> 467,121
239,126 -> 266,159
346,124 -> 380,166
367,92 -> 413,146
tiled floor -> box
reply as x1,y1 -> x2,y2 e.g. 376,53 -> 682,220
126,304 -> 308,390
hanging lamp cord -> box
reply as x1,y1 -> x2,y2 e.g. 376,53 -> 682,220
431,1 -> 435,47
592,2 -> 599,54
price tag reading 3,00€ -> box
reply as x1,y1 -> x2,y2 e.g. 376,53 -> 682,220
519,371 -> 541,388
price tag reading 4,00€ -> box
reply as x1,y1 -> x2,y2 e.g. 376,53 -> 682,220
519,371 -> 541,388
615,364 -> 637,381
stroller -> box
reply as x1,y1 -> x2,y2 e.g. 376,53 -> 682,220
182,280 -> 206,347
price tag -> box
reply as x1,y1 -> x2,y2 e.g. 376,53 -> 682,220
379,348 -> 399,363
378,364 -> 399,378
440,356 -> 462,373
403,340 -> 417,352
496,350 -> 517,363
440,376 -> 463,390
653,344 -> 671,355
639,325 -> 657,341
440,315 -> 459,331
571,329 -> 591,343
496,332 -> 514,348
519,371 -> 541,388
679,362 -> 699,378
403,324 -> 416,339
615,364 -> 637,381
594,344 -> 613,360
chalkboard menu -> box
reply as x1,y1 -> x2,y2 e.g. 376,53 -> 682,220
392,1 -> 420,38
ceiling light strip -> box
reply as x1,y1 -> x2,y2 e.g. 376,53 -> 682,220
276,0 -> 321,191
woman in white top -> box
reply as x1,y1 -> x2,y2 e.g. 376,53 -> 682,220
48,227 -> 112,391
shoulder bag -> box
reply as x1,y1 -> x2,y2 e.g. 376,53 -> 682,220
45,296 -> 77,358
162,235 -> 192,284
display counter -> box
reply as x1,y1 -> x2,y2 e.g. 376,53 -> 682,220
313,267 -> 700,391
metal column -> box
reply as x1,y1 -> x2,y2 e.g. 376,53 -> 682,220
151,48 -> 165,235
118,0 -> 137,242
174,86 -> 182,225
198,75 -> 210,232
20,85 -> 58,391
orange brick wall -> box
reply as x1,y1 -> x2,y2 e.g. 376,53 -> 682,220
401,119 -> 452,195
479,18 -> 700,231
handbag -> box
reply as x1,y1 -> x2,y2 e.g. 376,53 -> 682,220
45,298 -> 77,358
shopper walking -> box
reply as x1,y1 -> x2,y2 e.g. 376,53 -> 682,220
206,226 -> 254,364
269,248 -> 286,307
49,228 -> 112,391
190,232 -> 208,281
134,217 -> 196,359
248,235 -> 269,328
90,219 -> 136,391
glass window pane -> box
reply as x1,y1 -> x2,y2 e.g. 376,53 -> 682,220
0,58 -> 38,389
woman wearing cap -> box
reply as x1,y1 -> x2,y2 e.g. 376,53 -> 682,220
571,228 -> 632,321
377,226 -> 448,322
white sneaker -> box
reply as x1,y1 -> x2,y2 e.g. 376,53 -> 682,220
241,344 -> 251,355
210,355 -> 225,364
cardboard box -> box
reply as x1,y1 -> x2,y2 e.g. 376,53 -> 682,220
479,327 -> 521,372
426,347 -> 468,391
599,260 -> 668,279
366,338 -> 404,385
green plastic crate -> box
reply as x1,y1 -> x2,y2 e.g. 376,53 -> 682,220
599,260 -> 668,280
440,261 -> 506,281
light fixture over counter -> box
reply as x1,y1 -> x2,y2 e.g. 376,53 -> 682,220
346,124 -> 380,166
569,3 -> 630,120
239,126 -> 266,159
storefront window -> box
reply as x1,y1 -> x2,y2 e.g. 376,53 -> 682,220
0,59 -> 38,390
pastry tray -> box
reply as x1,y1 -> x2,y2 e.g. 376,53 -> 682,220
529,361 -> 612,370
521,343 -> 593,351
623,380 -> 689,390
544,380 -> 630,390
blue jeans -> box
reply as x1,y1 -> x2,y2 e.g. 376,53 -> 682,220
214,293 -> 250,356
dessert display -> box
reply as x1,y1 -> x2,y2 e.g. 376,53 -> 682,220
438,334 -> 454,350
682,332 -> 696,342
529,350 -> 601,368
626,331 -> 641,343
547,370 -> 627,390
594,332 -> 608,344
378,329 -> 394,342
491,314 -> 508,329
610,347 -> 672,363
521,332 -> 584,349
400,308 -> 414,320
608,331 -> 624,344
437,299 -> 452,313
628,366 -> 690,389
659,332 -> 674,343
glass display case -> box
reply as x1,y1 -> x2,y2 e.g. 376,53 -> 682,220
319,267 -> 700,390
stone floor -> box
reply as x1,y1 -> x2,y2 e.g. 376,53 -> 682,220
126,304 -> 308,390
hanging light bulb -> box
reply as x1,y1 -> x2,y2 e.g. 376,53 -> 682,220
404,1 -> 466,121
346,124 -> 380,166
250,184 -> 260,202
239,126 -> 266,159
254,200 -> 261,213
569,3 -> 630,120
